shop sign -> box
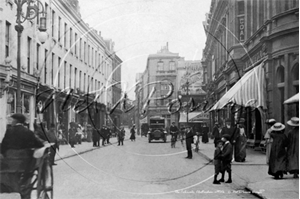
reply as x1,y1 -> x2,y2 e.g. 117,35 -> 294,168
238,16 -> 245,42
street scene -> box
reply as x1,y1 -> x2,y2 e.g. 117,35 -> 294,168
0,0 -> 299,199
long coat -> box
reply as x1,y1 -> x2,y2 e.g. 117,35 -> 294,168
221,126 -> 235,143
1,125 -> 44,155
130,128 -> 136,140
185,130 -> 194,150
233,127 -> 247,162
287,127 -> 299,174
201,126 -> 209,143
268,131 -> 288,176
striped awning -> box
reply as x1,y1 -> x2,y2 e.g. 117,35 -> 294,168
284,93 -> 299,104
209,62 -> 266,111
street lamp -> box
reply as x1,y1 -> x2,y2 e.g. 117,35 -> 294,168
14,0 -> 47,113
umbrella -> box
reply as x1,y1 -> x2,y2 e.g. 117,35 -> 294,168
284,93 -> 299,104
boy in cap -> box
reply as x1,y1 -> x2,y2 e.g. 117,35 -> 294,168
219,134 -> 233,183
213,140 -> 223,184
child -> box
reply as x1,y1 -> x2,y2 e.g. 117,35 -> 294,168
213,140 -> 223,184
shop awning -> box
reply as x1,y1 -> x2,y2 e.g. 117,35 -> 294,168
210,62 -> 266,111
284,93 -> 299,104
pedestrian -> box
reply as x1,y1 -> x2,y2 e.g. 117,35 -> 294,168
286,117 -> 299,178
170,122 -> 179,142
86,124 -> 92,142
268,122 -> 288,179
141,123 -> 149,137
219,134 -> 233,183
264,119 -> 276,164
46,123 -> 59,165
76,124 -> 83,144
221,119 -> 235,143
130,125 -> 136,141
201,123 -> 209,143
213,122 -> 222,147
101,126 -> 107,146
185,126 -> 194,159
92,128 -> 100,147
69,122 -> 77,148
213,140 -> 224,184
0,114 -> 44,198
118,127 -> 125,146
233,118 -> 247,162
106,127 -> 111,144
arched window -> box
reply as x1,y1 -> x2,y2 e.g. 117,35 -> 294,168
292,64 -> 299,93
276,65 -> 285,83
276,65 -> 285,123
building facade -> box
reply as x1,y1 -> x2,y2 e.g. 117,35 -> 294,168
202,0 -> 299,146
0,0 -> 121,140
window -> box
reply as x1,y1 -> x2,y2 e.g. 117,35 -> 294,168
79,38 -> 82,59
51,10 -> 55,38
87,75 -> 90,91
88,45 -> 90,65
27,37 -> 32,74
84,42 -> 87,63
23,93 -> 30,114
69,65 -> 72,88
79,71 -> 82,91
58,57 -> 61,87
169,61 -> 175,71
157,61 -> 164,71
51,53 -> 54,85
64,23 -> 67,47
74,68 -> 77,89
70,28 -> 73,51
36,43 -> 40,70
84,73 -> 86,92
5,21 -> 10,58
64,61 -> 67,88
92,47 -> 94,67
58,17 -> 61,43
8,91 -> 15,114
44,49 -> 48,84
75,33 -> 78,55
237,0 -> 245,15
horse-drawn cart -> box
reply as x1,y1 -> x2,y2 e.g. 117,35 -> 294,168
0,145 -> 54,199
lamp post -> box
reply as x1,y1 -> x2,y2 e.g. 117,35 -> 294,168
14,0 -> 47,113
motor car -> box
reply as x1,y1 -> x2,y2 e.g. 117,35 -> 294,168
148,116 -> 167,143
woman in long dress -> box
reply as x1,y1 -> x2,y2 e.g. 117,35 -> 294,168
286,117 -> 299,178
268,122 -> 288,179
234,119 -> 247,162
130,125 -> 136,141
264,119 -> 276,164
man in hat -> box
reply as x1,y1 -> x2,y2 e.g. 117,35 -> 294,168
1,114 -> 44,155
219,134 -> 233,183
212,122 -> 222,147
68,122 -> 77,148
170,122 -> 179,142
221,119 -> 235,143
185,126 -> 195,159
286,117 -> 299,178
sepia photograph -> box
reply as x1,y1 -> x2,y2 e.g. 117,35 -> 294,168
0,0 -> 299,198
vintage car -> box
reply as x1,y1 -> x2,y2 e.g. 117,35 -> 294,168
148,116 -> 166,143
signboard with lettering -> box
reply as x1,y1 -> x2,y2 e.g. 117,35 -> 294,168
238,16 -> 245,42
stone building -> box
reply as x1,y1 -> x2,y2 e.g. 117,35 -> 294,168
202,0 -> 299,147
0,0 -> 122,140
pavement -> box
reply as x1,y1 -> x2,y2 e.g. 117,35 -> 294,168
195,138 -> 299,199
1,136 -> 299,199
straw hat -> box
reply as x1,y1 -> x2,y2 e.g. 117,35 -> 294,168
271,122 -> 285,131
287,117 -> 299,127
266,118 -> 276,124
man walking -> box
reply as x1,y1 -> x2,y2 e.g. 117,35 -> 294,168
185,126 -> 194,159
170,122 -> 179,142
118,127 -> 125,146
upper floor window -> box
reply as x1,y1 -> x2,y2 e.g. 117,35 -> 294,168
157,61 -> 164,71
237,0 -> 245,15
5,21 -> 10,58
169,61 -> 175,71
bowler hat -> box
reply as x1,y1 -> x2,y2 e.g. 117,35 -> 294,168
238,118 -> 245,124
11,113 -> 27,124
287,117 -> 299,127
225,119 -> 231,123
271,122 -> 285,131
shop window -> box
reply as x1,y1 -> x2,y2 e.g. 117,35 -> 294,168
292,64 -> 299,93
7,91 -> 15,114
23,93 -> 30,114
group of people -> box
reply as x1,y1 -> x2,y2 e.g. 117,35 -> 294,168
265,117 -> 299,179
91,125 -> 112,147
212,118 -> 247,162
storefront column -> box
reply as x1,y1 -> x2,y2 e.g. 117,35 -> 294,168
29,95 -> 35,131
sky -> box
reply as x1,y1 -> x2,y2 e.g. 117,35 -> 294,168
78,0 -> 212,99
